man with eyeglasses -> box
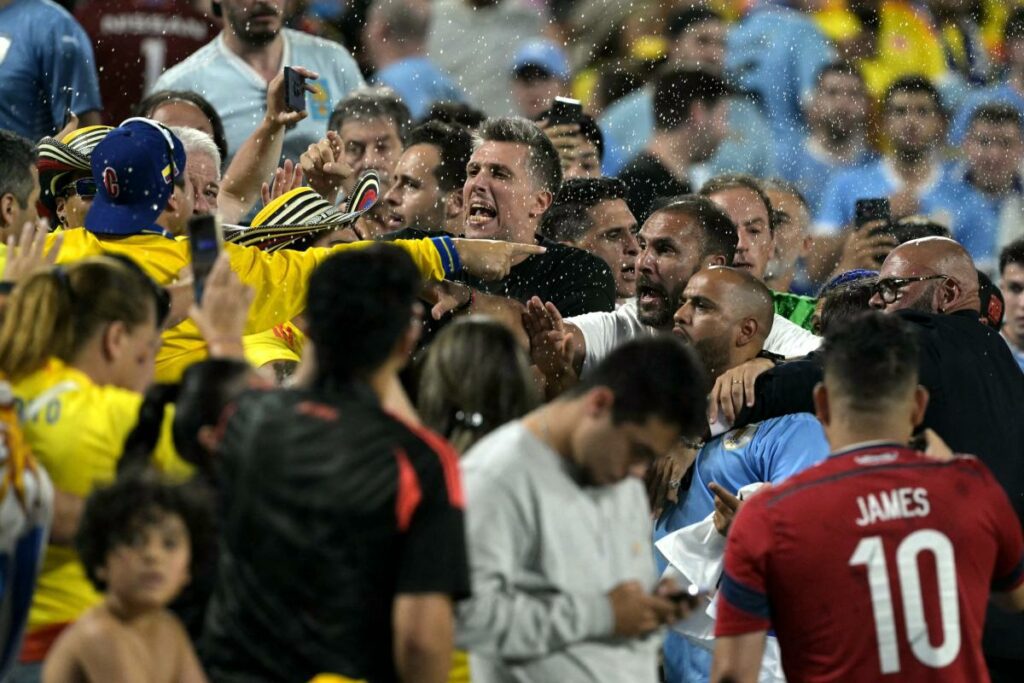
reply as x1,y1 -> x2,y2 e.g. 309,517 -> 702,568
868,237 -> 983,315
713,236 -> 1024,680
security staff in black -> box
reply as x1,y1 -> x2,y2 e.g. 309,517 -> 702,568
201,245 -> 470,683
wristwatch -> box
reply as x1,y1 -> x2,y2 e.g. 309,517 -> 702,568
756,349 -> 786,365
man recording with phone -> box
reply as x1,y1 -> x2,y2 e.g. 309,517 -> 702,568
813,77 -> 989,279
536,97 -> 605,180
151,0 -> 365,166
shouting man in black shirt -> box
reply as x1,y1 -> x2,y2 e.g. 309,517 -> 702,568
202,245 -> 469,683
429,117 -> 616,327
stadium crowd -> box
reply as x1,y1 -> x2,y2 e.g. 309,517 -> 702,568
1,0 -> 1024,681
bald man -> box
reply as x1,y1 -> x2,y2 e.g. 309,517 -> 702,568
721,238 -> 1024,677
655,266 -> 830,683
871,236 -> 1024,677
672,266 -> 775,376
869,237 -> 981,314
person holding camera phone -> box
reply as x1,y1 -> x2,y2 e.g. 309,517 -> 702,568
151,0 -> 365,166
813,77 -> 989,281
537,98 -> 605,181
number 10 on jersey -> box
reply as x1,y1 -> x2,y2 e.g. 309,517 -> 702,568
849,529 -> 961,674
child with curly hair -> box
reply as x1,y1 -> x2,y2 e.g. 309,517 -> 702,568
42,474 -> 211,682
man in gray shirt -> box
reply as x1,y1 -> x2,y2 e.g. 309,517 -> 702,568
152,0 -> 364,164
457,336 -> 708,682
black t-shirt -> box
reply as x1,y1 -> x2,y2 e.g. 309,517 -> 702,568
453,237 -> 616,316
617,151 -> 692,225
384,230 -> 615,316
200,385 -> 470,683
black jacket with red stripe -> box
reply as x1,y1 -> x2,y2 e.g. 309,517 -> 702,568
200,383 -> 469,683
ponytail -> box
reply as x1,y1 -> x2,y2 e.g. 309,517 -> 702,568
0,258 -> 159,382
0,268 -> 76,381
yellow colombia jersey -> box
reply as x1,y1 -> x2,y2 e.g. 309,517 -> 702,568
30,228 -> 449,382
15,358 -> 193,632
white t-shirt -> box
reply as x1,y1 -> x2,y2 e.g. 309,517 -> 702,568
569,299 -> 821,376
152,30 -> 365,164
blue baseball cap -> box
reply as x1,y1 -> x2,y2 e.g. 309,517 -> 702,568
85,118 -> 186,236
511,40 -> 570,81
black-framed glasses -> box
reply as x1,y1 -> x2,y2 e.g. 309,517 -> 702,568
873,275 -> 946,304
61,177 -> 97,199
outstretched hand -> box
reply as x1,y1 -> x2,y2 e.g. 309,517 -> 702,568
454,239 -> 546,280
261,159 -> 305,206
421,280 -> 473,320
522,297 -> 574,378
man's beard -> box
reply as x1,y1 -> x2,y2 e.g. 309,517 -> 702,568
228,4 -> 280,47
636,276 -> 681,328
693,335 -> 733,380
822,118 -> 858,145
898,283 -> 940,314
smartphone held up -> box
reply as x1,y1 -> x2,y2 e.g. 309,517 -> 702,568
188,214 -> 223,304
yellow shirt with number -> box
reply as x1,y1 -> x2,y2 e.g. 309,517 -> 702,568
36,228 -> 447,382
16,359 -> 192,634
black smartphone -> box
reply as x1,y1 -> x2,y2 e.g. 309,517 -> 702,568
855,198 -> 890,229
188,214 -> 223,304
548,96 -> 582,126
283,66 -> 307,112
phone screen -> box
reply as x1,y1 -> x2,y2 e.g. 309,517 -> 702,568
549,96 -> 582,126
188,215 -> 223,303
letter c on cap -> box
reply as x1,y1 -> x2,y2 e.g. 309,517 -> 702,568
103,167 -> 119,198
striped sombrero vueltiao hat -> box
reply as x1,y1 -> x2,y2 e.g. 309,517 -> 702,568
36,126 -> 115,215
224,170 -> 380,252
37,125 -> 114,172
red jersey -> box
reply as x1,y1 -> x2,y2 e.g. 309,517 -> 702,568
716,443 -> 1024,683
75,0 -> 216,125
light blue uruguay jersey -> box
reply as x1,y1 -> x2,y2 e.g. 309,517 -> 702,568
151,28 -> 364,164
0,0 -> 102,140
654,412 -> 830,683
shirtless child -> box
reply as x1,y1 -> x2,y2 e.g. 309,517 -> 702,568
43,475 -> 210,683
